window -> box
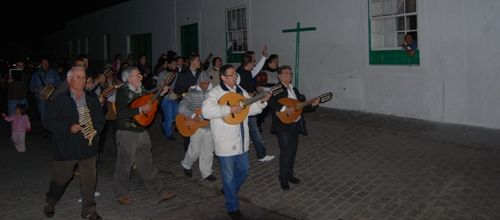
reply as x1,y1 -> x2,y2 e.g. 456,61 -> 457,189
226,7 -> 247,63
369,0 -> 419,65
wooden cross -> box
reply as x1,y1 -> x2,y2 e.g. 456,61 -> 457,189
282,22 -> 317,88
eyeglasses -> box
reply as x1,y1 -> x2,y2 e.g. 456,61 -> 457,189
129,74 -> 143,79
225,74 -> 238,78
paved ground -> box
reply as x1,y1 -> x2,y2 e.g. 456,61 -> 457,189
1,107 -> 500,220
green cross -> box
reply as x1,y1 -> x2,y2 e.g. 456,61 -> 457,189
282,22 -> 317,88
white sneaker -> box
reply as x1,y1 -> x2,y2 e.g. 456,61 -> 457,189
78,192 -> 101,203
258,155 -> 275,162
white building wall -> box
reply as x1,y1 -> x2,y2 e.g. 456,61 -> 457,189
44,0 -> 500,129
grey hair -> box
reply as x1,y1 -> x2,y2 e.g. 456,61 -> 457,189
66,66 -> 86,81
121,66 -> 139,82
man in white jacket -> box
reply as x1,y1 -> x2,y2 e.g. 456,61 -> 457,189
202,64 -> 270,220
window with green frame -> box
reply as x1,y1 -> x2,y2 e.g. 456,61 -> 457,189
226,7 -> 247,63
369,0 -> 419,65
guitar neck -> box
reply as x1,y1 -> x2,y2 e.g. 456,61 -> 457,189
242,92 -> 266,107
296,97 -> 317,109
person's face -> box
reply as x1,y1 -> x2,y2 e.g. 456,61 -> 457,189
221,67 -> 237,87
278,69 -> 293,85
214,59 -> 222,69
139,56 -> 146,65
16,62 -> 25,70
127,69 -> 143,87
167,61 -> 177,71
269,58 -> 279,69
405,35 -> 413,44
176,58 -> 184,66
191,57 -> 200,69
199,81 -> 209,91
41,60 -> 49,70
85,77 -> 94,90
69,69 -> 86,91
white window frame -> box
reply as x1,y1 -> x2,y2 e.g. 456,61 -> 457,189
370,0 -> 418,50
226,6 -> 247,54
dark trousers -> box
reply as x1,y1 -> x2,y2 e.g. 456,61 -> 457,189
98,120 -> 117,154
277,123 -> 300,183
113,130 -> 164,200
45,156 -> 97,214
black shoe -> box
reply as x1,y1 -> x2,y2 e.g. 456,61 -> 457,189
289,177 -> 301,184
183,168 -> 192,177
280,182 -> 290,191
227,209 -> 243,220
43,205 -> 55,218
205,175 -> 216,182
81,212 -> 102,220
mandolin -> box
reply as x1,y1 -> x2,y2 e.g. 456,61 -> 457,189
218,85 -> 282,125
175,108 -> 209,137
128,72 -> 175,126
276,92 -> 333,124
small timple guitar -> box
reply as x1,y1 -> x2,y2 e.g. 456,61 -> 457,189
129,72 -> 175,126
175,108 -> 209,137
218,85 -> 282,125
276,92 -> 333,124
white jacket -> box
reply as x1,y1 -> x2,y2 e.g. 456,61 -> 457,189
202,84 -> 267,157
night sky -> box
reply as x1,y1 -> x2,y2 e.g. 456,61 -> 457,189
0,0 -> 127,56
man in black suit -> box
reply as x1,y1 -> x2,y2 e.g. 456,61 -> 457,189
267,65 -> 320,191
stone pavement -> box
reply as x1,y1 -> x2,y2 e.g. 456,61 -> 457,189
1,107 -> 500,220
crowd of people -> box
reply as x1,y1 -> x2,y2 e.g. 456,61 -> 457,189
0,46 -> 321,220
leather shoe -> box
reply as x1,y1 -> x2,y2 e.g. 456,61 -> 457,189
81,212 -> 102,220
280,182 -> 290,191
158,191 -> 177,203
43,205 -> 55,218
117,195 -> 131,205
227,209 -> 243,220
289,177 -> 301,184
205,175 -> 216,182
183,168 -> 192,177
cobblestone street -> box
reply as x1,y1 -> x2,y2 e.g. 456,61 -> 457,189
1,107 -> 499,220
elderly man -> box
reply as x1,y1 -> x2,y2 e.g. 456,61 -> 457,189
113,66 -> 176,205
43,67 -> 104,220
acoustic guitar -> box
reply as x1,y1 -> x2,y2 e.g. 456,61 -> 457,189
99,83 -> 123,99
128,72 -> 176,126
218,85 -> 282,125
276,92 -> 333,124
175,108 -> 209,137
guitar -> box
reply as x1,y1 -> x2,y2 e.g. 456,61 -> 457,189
175,108 -> 209,137
128,72 -> 176,126
276,92 -> 333,124
218,85 -> 282,125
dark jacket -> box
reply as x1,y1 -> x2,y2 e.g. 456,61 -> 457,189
267,83 -> 315,135
236,66 -> 257,94
174,69 -> 201,95
115,84 -> 147,132
47,90 -> 105,161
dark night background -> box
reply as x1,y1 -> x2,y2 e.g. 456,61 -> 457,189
0,0 -> 127,61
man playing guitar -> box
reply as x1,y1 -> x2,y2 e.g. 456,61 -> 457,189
267,65 -> 320,191
113,66 -> 176,205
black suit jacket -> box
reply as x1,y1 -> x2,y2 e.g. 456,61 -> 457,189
267,83 -> 315,135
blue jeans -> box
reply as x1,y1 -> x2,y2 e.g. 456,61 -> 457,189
8,98 -> 28,116
161,98 -> 178,138
248,116 -> 267,159
218,152 -> 249,212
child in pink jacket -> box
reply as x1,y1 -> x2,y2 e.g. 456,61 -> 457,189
2,104 -> 31,152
